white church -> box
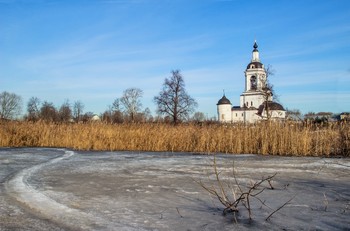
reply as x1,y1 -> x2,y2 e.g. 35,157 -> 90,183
217,41 -> 286,123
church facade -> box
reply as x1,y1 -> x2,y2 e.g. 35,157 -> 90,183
217,42 -> 286,123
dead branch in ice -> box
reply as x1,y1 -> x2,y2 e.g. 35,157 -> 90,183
176,207 -> 184,218
195,155 -> 292,223
266,195 -> 295,221
323,192 -> 329,212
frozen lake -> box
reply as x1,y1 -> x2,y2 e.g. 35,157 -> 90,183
0,148 -> 349,230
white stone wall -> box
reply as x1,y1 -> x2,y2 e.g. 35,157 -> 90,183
246,110 -> 261,123
231,111 -> 244,122
217,104 -> 232,122
230,109 -> 285,123
270,110 -> 286,120
240,93 -> 265,109
231,110 -> 261,123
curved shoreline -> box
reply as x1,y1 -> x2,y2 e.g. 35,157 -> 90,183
4,150 -> 114,230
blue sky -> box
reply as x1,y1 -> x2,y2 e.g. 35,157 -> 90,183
1,0 -> 349,118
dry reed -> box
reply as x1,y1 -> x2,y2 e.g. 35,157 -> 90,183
0,121 -> 349,156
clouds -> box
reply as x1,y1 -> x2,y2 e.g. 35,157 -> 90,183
4,24 -> 218,113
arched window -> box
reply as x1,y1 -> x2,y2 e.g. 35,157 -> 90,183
250,76 -> 257,90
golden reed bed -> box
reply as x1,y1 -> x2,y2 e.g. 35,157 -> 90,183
0,121 -> 349,156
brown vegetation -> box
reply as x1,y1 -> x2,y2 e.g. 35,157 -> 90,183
195,156 -> 292,222
0,121 -> 349,156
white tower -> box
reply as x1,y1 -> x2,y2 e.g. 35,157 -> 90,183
240,41 -> 267,109
217,94 -> 232,122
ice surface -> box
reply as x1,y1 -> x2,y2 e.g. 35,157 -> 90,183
1,148 -> 349,230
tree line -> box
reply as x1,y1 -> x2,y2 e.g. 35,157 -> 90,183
1,70 -> 206,124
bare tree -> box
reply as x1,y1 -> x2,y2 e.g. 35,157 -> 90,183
40,101 -> 58,122
58,100 -> 72,122
0,91 -> 22,120
154,70 -> 198,124
258,65 -> 276,120
112,98 -> 121,112
120,88 -> 143,122
26,97 -> 41,121
82,112 -> 94,123
102,108 -> 113,124
286,109 -> 302,121
112,98 -> 124,122
73,100 -> 84,122
132,107 -> 153,123
142,107 -> 153,122
192,111 -> 206,122
102,104 -> 124,124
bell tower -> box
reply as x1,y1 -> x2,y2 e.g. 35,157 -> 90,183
217,40 -> 286,123
240,41 -> 267,108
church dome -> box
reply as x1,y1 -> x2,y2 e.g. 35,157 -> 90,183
267,101 -> 285,111
217,95 -> 231,105
257,101 -> 285,116
257,101 -> 285,115
247,61 -> 263,69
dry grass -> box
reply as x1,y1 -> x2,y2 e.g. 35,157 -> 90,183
0,121 -> 349,156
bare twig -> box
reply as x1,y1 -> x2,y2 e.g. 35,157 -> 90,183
232,161 -> 243,194
196,156 -> 286,222
323,192 -> 328,212
176,207 -> 183,218
266,195 -> 295,221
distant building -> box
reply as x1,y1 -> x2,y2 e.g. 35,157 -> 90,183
91,114 -> 101,122
340,112 -> 350,121
304,112 -> 334,122
217,42 -> 286,123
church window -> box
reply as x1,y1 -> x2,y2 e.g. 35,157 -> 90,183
236,113 -> 237,117
250,76 -> 257,90
241,113 -> 243,117
251,101 -> 253,106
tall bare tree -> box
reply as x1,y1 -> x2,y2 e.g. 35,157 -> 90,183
154,70 -> 197,124
192,111 -> 206,122
102,104 -> 124,124
142,107 -> 153,122
82,112 -> 94,123
259,65 -> 276,120
0,91 -> 22,120
286,109 -> 302,121
111,98 -> 121,112
59,100 -> 72,122
120,88 -> 143,122
26,97 -> 41,121
40,101 -> 58,122
73,100 -> 84,122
